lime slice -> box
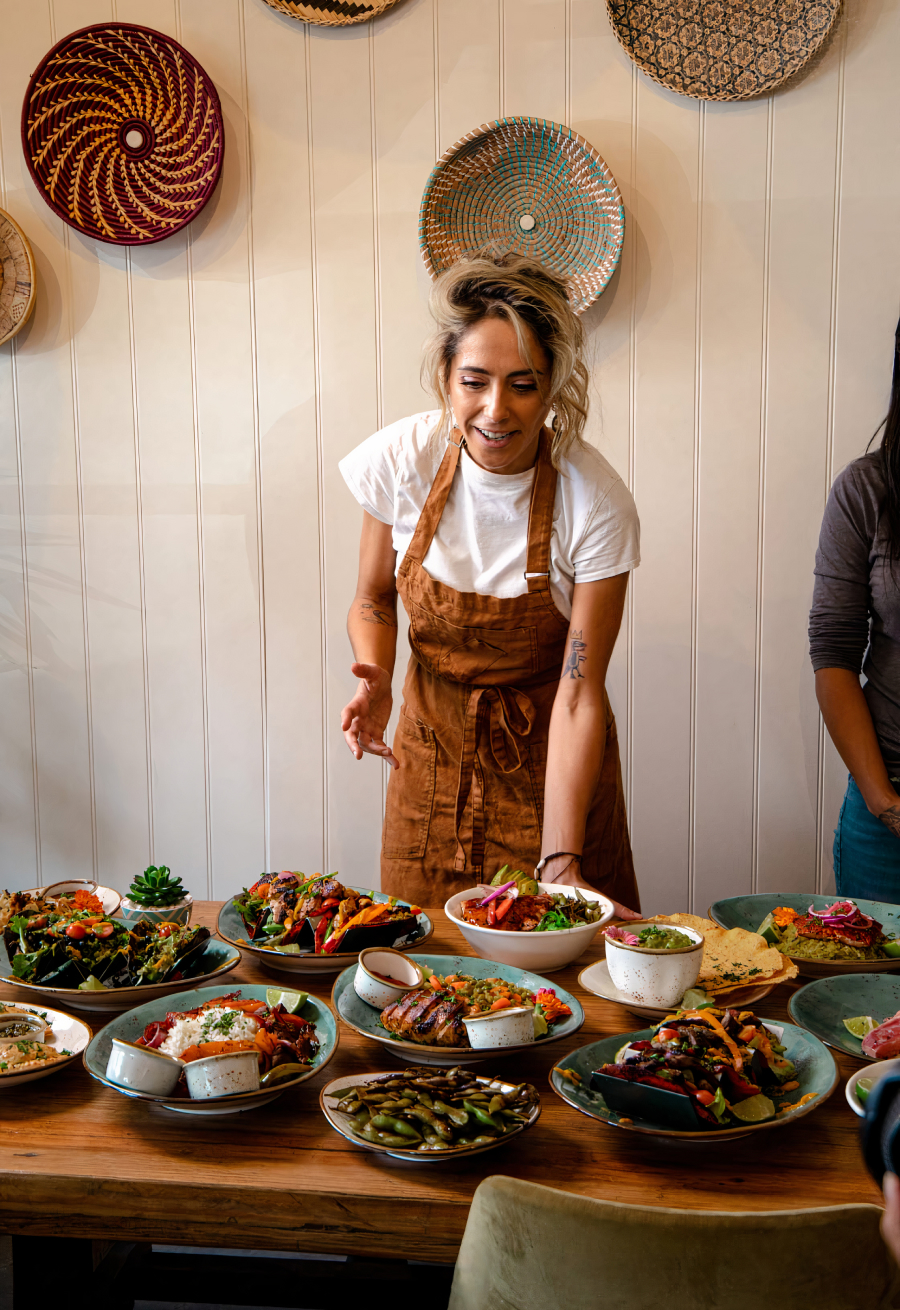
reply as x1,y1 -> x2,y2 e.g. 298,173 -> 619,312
265,988 -> 307,1013
274,943 -> 301,955
681,987 -> 713,1010
730,1093 -> 776,1123
77,975 -> 107,991
843,1015 -> 878,1039
857,1078 -> 873,1105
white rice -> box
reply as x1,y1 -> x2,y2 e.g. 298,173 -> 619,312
158,1006 -> 259,1058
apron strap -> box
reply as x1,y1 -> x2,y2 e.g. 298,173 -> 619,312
524,431 -> 558,594
402,431 -> 464,566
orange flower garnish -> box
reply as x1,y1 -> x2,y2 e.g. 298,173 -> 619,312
773,906 -> 798,927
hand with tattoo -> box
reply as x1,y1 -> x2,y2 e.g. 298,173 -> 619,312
879,804 -> 900,840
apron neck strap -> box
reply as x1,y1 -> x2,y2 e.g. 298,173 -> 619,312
403,430 -> 464,565
524,430 -> 558,592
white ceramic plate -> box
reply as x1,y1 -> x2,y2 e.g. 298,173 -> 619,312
444,883 -> 615,973
0,1003 -> 92,1088
22,883 -> 122,916
846,1058 -> 900,1118
578,959 -> 776,1020
320,1070 -> 541,1162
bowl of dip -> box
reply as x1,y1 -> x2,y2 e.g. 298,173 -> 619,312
354,947 -> 424,1009
603,922 -> 704,1009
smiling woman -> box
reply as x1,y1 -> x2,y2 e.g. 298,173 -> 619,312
338,252 -> 642,915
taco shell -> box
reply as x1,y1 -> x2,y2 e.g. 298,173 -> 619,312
650,914 -> 798,992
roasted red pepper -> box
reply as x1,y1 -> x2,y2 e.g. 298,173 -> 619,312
314,912 -> 335,954
495,896 -> 514,921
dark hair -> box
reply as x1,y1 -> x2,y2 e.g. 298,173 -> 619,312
874,318 -> 900,555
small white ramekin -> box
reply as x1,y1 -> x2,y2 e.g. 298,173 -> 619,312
353,947 -> 424,1009
603,922 -> 704,1008
462,1005 -> 536,1050
106,1037 -> 185,1096
184,1048 -> 260,1099
0,1012 -> 47,1043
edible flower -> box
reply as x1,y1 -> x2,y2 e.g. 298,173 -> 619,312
773,906 -> 798,927
605,925 -> 639,946
535,988 -> 572,1024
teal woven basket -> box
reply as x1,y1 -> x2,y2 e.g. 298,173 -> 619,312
419,117 -> 624,315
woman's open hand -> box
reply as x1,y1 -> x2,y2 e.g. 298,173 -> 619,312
341,662 -> 399,769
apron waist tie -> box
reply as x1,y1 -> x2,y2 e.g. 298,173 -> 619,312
453,685 -> 537,874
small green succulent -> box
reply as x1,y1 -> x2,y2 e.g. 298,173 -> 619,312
127,865 -> 188,908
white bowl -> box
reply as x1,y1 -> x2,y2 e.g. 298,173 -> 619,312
106,1037 -> 185,1095
603,922 -> 704,1008
353,948 -> 424,1009
846,1058 -> 900,1118
444,883 -> 615,973
34,881 -> 122,916
463,1005 -> 536,1049
184,1048 -> 260,1100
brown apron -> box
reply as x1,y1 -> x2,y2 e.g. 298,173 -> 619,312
381,430 -> 639,912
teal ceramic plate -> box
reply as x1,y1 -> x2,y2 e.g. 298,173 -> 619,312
709,893 -> 900,978
0,936 -> 241,1013
332,953 -> 584,1066
83,984 -> 338,1114
549,1021 -> 838,1141
217,887 -> 433,976
788,973 -> 900,1062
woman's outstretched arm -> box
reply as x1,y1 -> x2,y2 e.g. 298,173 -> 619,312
341,512 -> 400,768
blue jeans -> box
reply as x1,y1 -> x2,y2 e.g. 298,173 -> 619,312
834,775 -> 900,904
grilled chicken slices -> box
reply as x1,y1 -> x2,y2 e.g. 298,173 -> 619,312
380,987 -> 467,1046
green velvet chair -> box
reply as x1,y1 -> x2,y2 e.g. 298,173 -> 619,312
448,1175 -> 900,1310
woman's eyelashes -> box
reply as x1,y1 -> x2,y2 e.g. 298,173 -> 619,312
458,376 -> 538,393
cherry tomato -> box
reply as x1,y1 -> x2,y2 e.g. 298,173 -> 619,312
81,916 -> 103,927
156,924 -> 174,938
656,1028 -> 680,1043
29,915 -> 49,929
92,923 -> 114,939
65,923 -> 87,940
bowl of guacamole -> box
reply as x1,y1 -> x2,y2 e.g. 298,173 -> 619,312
603,920 -> 705,1008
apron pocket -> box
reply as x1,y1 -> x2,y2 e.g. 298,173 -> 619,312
382,710 -> 437,860
408,604 -> 539,682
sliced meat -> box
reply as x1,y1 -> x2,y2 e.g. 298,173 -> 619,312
863,1011 -> 900,1059
380,988 -> 467,1046
459,894 -> 555,932
795,912 -> 883,949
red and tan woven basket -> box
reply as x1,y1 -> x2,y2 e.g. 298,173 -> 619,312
22,24 -> 224,246
260,0 -> 401,24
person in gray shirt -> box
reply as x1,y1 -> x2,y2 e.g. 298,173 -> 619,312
810,321 -> 900,901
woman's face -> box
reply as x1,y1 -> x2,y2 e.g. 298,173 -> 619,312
446,315 -> 551,474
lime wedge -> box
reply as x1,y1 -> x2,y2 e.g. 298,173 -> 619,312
730,1093 -> 776,1123
77,975 -> 107,991
266,988 -> 307,1013
681,987 -> 713,1010
843,1015 -> 878,1039
857,1078 -> 873,1105
274,943 -> 301,955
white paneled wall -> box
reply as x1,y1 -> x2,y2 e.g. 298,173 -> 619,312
1,0 -> 898,910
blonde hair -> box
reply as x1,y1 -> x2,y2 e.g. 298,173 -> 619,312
421,252 -> 589,468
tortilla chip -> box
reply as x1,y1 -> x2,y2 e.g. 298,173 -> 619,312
650,914 -> 798,992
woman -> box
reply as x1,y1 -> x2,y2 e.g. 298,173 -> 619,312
339,253 -> 641,913
811,319 -> 900,900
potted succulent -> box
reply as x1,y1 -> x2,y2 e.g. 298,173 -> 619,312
119,865 -> 193,926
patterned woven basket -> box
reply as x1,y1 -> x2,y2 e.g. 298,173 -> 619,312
419,117 -> 624,316
607,0 -> 841,102
22,24 -> 224,246
259,0 -> 401,24
0,209 -> 36,347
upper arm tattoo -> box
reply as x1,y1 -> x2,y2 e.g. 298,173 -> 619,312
359,601 -> 397,628
561,629 -> 587,680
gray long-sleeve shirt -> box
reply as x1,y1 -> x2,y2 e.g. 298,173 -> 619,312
810,451 -> 900,774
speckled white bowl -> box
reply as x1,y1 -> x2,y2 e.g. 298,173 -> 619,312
462,1005 -> 535,1049
184,1048 -> 260,1100
603,922 -> 704,1008
106,1037 -> 185,1096
354,948 -> 424,1009
444,883 -> 615,973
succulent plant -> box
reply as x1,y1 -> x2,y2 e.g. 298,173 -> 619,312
126,865 -> 188,908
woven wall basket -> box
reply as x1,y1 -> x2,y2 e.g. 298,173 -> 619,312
260,0 -> 401,24
0,209 -> 36,347
606,0 -> 841,102
419,118 -> 624,316
22,24 -> 224,246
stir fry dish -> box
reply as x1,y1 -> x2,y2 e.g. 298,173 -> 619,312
379,969 -> 572,1047
233,873 -> 423,956
461,868 -> 606,934
594,1008 -> 803,1129
137,990 -> 319,1089
330,1066 -> 539,1152
1,890 -> 211,991
758,901 -> 900,963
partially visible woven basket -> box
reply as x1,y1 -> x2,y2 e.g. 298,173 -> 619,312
0,209 -> 36,347
419,118 -> 624,316
607,0 -> 841,102
260,0 -> 401,24
22,24 -> 224,246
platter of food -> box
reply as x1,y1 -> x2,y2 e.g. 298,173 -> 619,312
83,985 -> 338,1114
0,1000 -> 92,1088
444,870 -> 614,972
709,894 -> 900,977
0,888 -> 240,1011
332,953 -> 584,1066
320,1065 -> 540,1161
14,882 -> 121,916
549,1008 -> 837,1141
788,973 -> 900,1062
217,874 -> 433,975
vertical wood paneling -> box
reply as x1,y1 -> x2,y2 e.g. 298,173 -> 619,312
436,0 -> 500,152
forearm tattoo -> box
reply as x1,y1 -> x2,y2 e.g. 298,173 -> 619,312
561,629 -> 587,680
880,805 -> 900,840
359,601 -> 396,628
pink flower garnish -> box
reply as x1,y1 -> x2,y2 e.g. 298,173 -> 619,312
605,925 -> 640,946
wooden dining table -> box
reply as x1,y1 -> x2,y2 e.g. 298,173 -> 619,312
0,901 -> 885,1307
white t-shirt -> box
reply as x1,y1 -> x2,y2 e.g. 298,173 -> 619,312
339,411 -> 640,619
